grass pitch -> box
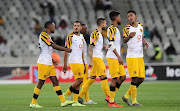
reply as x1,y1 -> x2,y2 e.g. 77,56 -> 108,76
0,81 -> 180,111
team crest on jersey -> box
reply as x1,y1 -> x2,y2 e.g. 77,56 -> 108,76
78,72 -> 81,75
134,71 -> 137,74
44,75 -> 46,78
140,29 -> 143,32
47,38 -> 51,42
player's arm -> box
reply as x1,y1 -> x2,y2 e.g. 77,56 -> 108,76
52,44 -> 72,52
82,50 -> 86,73
123,32 -> 136,43
89,45 -> 93,68
63,34 -> 72,72
63,51 -> 68,73
108,28 -> 123,64
123,26 -> 136,43
142,38 -> 148,50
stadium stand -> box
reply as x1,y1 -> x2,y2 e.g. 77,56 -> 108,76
0,0 -> 179,64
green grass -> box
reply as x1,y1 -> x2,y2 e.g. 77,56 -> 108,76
0,81 -> 180,111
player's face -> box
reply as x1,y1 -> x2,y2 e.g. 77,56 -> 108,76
80,25 -> 88,35
127,12 -> 137,23
73,22 -> 82,33
116,14 -> 121,25
50,23 -> 55,33
101,20 -> 107,30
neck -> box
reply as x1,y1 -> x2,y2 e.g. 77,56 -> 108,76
97,26 -> 102,33
131,21 -> 138,27
74,32 -> 80,36
46,29 -> 51,35
112,21 -> 118,27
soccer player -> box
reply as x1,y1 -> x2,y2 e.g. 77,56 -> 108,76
63,21 -> 86,107
30,21 -> 74,108
122,10 -> 149,106
78,18 -> 110,104
106,11 -> 126,107
80,24 -> 97,104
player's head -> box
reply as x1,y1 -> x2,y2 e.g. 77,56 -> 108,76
127,10 -> 137,23
109,11 -> 121,25
73,21 -> 82,34
80,23 -> 88,35
44,21 -> 55,33
97,18 -> 107,30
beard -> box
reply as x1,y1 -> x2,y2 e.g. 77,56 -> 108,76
51,30 -> 55,33
117,21 -> 121,25
102,27 -> 106,31
74,31 -> 78,34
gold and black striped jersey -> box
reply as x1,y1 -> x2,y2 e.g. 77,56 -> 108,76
90,29 -> 99,46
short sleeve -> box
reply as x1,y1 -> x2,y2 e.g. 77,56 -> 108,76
90,30 -> 99,46
123,26 -> 130,38
40,32 -> 54,46
108,27 -> 116,41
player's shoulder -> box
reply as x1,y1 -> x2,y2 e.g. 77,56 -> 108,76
138,22 -> 143,27
67,32 -> 74,37
108,24 -> 116,29
92,29 -> 98,34
124,24 -> 131,29
40,31 -> 48,36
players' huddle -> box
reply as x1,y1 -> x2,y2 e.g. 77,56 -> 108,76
29,10 -> 149,108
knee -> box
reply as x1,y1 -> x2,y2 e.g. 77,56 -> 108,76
131,77 -> 138,83
77,78 -> 83,84
140,78 -> 144,83
120,75 -> 126,82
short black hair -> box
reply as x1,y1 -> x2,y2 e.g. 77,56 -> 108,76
81,23 -> 85,26
74,21 -> 82,25
44,21 -> 53,28
109,11 -> 120,21
96,18 -> 106,26
127,10 -> 136,15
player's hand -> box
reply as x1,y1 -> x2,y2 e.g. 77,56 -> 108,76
63,65 -> 67,73
103,45 -> 108,51
89,61 -> 93,68
129,32 -> 136,38
118,56 -> 123,65
145,42 -> 149,50
52,59 -> 58,66
66,48 -> 72,53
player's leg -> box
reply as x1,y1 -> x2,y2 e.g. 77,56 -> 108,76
100,75 -> 110,101
73,78 -> 83,102
82,64 -> 97,104
116,64 -> 126,92
64,64 -> 82,98
49,76 -> 74,107
136,78 -> 144,88
130,57 -> 145,106
30,79 -> 45,108
66,64 -> 85,106
78,76 -> 96,104
30,63 -> 48,108
122,58 -> 138,106
96,58 -> 109,99
82,64 -> 89,102
106,58 -> 123,107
